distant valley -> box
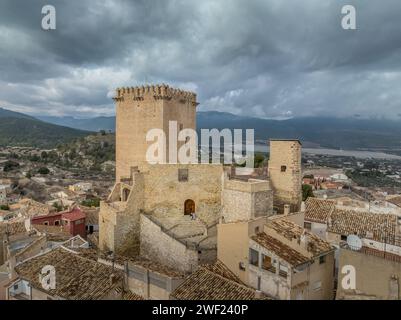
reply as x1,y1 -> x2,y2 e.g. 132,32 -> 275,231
37,111 -> 401,154
0,107 -> 401,153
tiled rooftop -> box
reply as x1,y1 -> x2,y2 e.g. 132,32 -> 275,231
15,247 -> 123,300
305,198 -> 399,245
171,262 -> 267,300
11,199 -> 52,218
114,286 -> 144,300
252,232 -> 311,266
342,244 -> 401,264
328,209 -> 397,244
0,220 -> 27,236
33,224 -> 71,242
201,260 -> 244,284
267,217 -> 334,257
76,248 -> 185,278
305,197 -> 335,223
62,207 -> 86,221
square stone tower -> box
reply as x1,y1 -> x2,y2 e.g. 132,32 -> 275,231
268,139 -> 302,213
113,84 -> 198,182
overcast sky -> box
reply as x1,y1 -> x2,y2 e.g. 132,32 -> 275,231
1,0 -> 401,119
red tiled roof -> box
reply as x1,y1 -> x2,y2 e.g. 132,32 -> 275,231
62,208 -> 85,221
31,212 -> 62,222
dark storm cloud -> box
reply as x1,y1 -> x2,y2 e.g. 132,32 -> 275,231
0,0 -> 400,118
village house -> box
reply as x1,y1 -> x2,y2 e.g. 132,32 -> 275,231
0,210 -> 16,222
247,217 -> 335,300
216,176 -> 335,300
9,198 -> 54,218
31,207 -> 87,239
69,182 -> 93,194
304,197 -> 401,256
337,243 -> 401,300
81,248 -> 185,300
0,184 -> 11,204
170,261 -> 267,300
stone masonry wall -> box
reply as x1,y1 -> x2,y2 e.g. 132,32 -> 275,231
268,140 -> 302,212
140,214 -> 198,273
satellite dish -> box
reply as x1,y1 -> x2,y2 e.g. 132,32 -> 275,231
347,235 -> 362,251
234,155 -> 247,166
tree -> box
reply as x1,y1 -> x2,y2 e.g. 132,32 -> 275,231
3,160 -> 19,172
52,202 -> 64,212
29,154 -> 40,162
254,153 -> 265,168
0,204 -> 10,210
302,184 -> 314,201
38,167 -> 50,175
81,198 -> 100,207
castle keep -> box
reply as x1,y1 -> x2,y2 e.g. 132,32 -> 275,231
99,84 -> 303,273
114,85 -> 197,182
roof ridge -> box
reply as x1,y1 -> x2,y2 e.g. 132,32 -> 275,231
198,265 -> 257,293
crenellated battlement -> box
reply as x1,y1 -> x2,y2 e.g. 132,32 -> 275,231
113,84 -> 198,106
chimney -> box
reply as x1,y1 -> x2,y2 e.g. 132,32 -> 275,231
284,204 -> 290,216
109,273 -> 118,285
300,230 -> 309,249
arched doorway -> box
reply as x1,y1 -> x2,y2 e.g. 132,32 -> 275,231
184,199 -> 195,215
122,188 -> 130,202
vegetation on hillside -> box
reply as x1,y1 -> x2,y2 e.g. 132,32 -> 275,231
0,117 -> 89,148
345,169 -> 401,188
56,132 -> 115,172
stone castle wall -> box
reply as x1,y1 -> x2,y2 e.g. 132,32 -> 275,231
141,163 -> 223,224
140,214 -> 199,273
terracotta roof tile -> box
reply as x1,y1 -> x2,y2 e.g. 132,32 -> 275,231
267,217 -> 334,257
171,263 -> 267,300
328,209 -> 397,244
15,247 -> 123,300
75,248 -> 185,278
0,221 -> 27,236
251,232 -> 310,266
305,197 -> 335,223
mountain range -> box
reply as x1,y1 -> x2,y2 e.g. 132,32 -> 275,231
0,108 -> 89,148
1,107 -> 401,152
38,111 -> 401,152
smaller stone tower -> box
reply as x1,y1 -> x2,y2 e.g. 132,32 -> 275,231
268,139 -> 302,213
217,175 -> 274,283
